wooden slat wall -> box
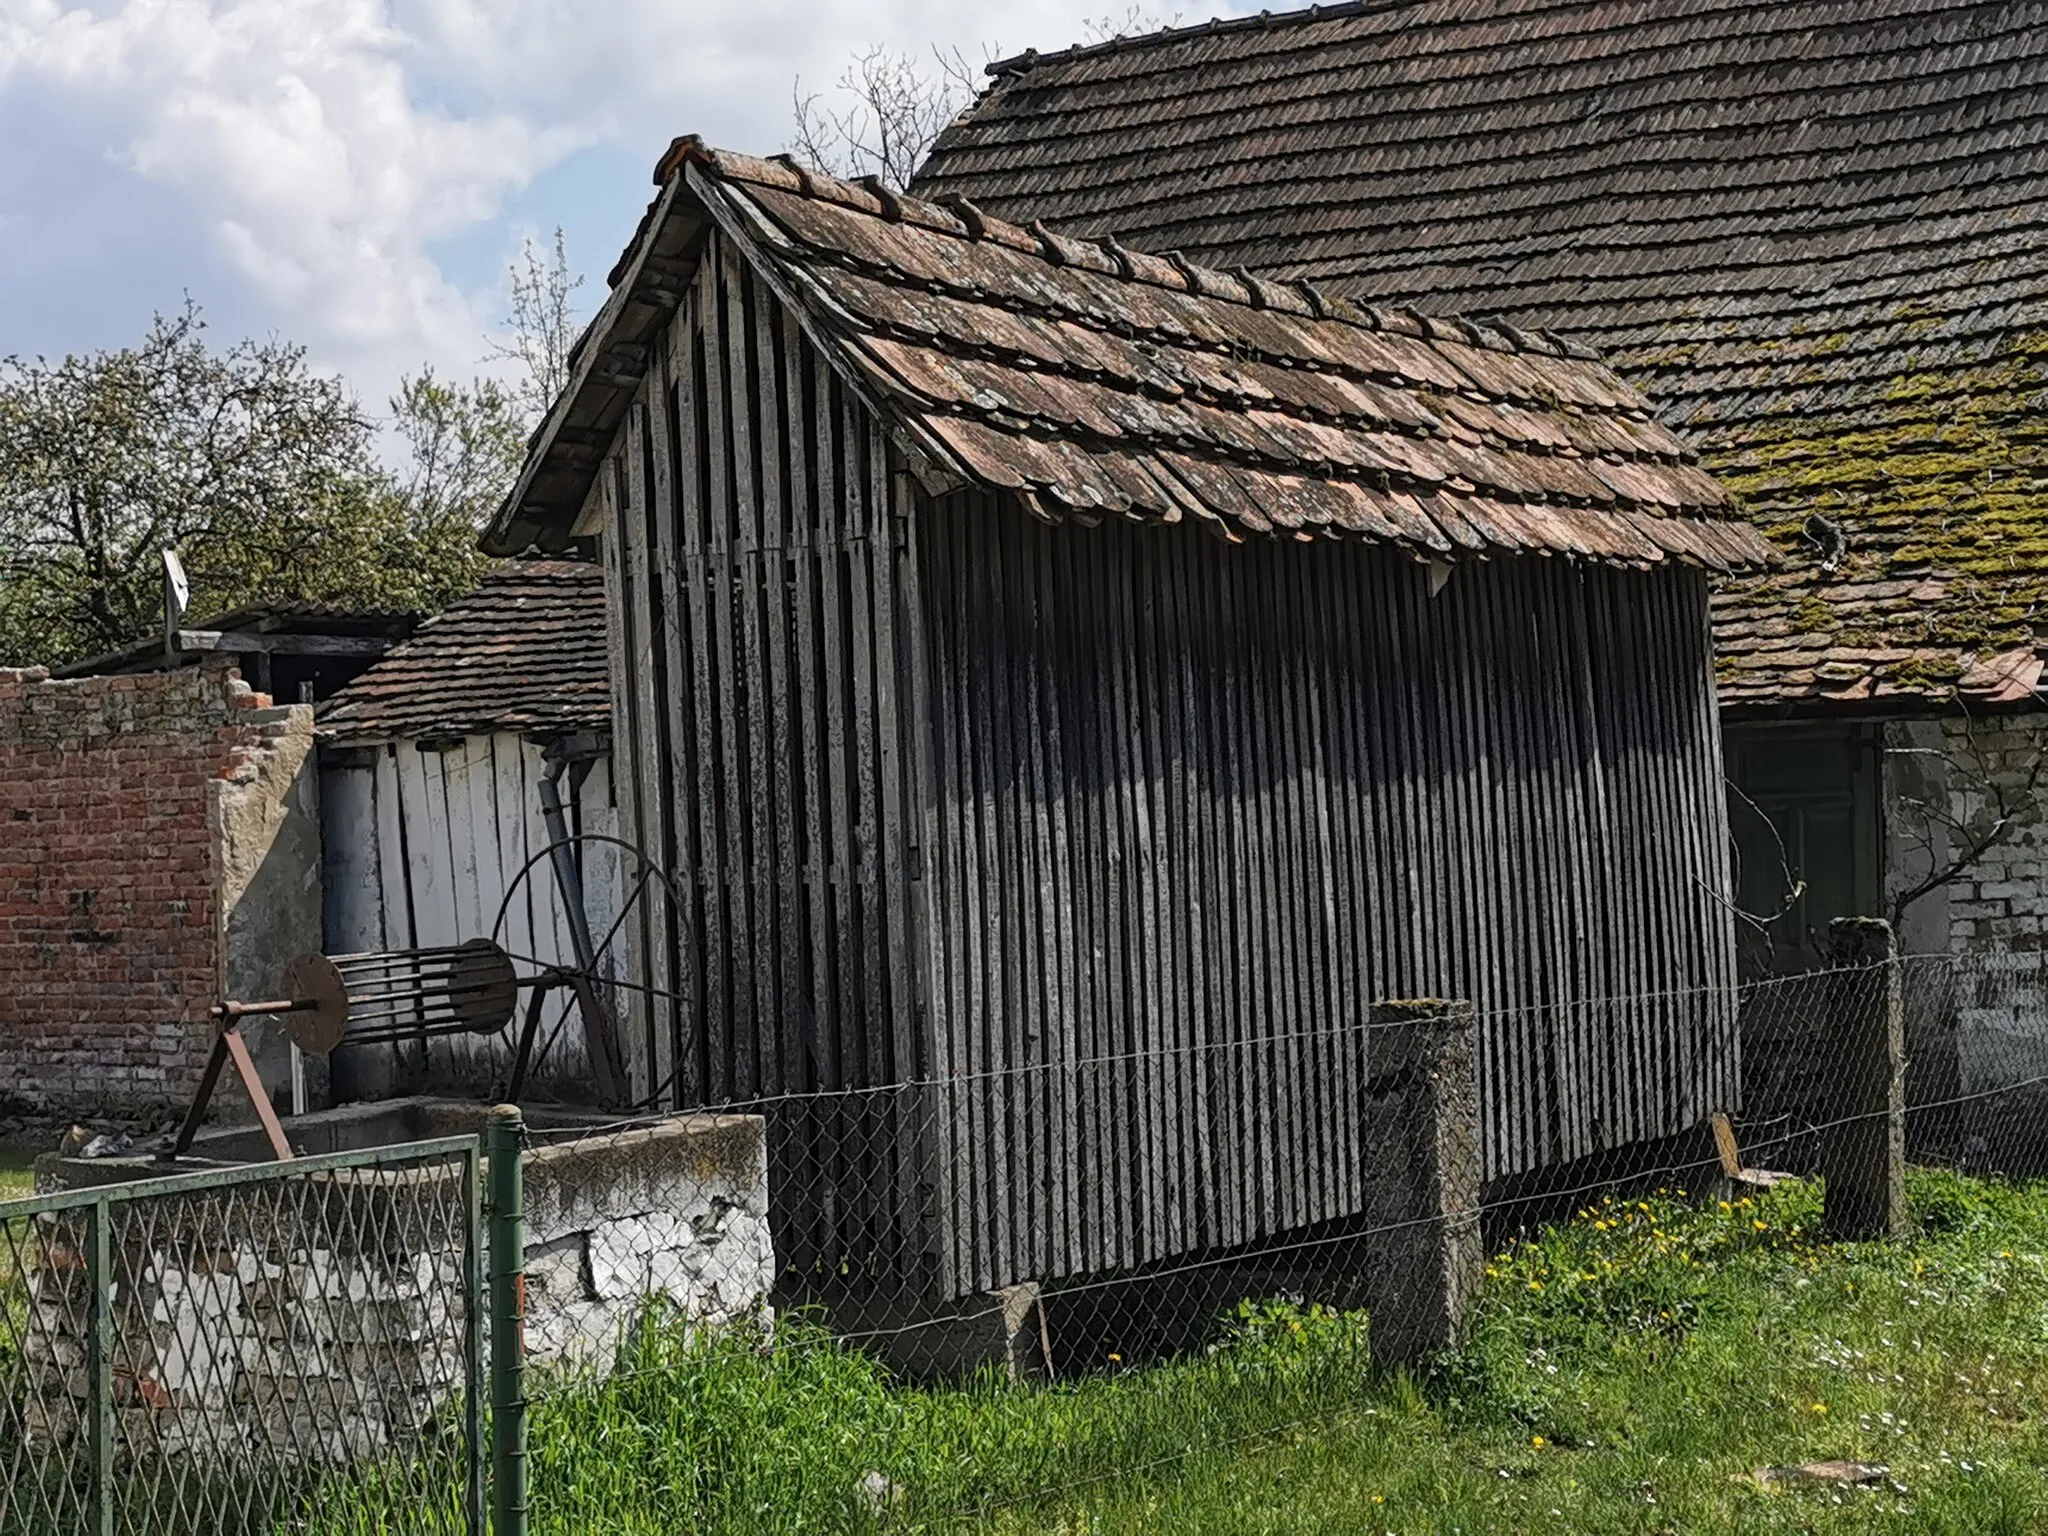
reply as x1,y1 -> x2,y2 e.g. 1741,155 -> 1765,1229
604,230 -> 929,1282
600,230 -> 1738,1301
318,735 -> 624,1094
917,499 -> 1738,1294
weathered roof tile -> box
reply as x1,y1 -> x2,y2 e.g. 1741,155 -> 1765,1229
319,561 -> 608,742
489,133 -> 1768,571
917,0 -> 2048,702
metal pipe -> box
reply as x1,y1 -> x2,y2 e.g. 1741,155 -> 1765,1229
538,760 -> 628,1105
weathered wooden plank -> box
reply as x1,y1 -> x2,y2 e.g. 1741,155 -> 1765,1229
642,308 -> 692,1111
868,434 -> 920,1273
1298,550 -> 1356,1225
703,244 -> 755,1105
486,737 -> 535,1077
777,319 -> 834,1273
890,460 -> 947,1287
724,256 -> 776,1103
839,390 -> 889,1264
923,495 -> 971,1293
1044,515 -> 1107,1274
660,282 -> 705,1110
681,265 -> 731,1113
1270,540 -> 1320,1234
318,755 -> 387,955
756,272 -> 802,1105
1167,529 -> 1223,1247
1144,531 -> 1186,1255
785,310 -> 835,1098
1023,513 -> 1080,1278
811,371 -> 864,1259
633,368 -> 681,1108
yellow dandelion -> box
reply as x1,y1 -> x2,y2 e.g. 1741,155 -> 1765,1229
1811,1402 -> 1828,1415
1531,1436 -> 1546,1449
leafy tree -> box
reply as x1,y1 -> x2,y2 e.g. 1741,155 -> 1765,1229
0,302 -> 489,666
0,229 -> 587,668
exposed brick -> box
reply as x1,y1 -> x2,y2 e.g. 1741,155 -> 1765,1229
0,662 -> 312,1116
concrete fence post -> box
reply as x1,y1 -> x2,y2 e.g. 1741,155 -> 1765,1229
1359,1000 -> 1484,1368
1823,917 -> 1907,1240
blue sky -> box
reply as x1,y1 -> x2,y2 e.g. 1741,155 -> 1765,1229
0,2 -> 1252,418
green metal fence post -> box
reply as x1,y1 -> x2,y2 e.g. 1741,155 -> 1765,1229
486,1105 -> 528,1536
464,1139 -> 486,1535
86,1195 -> 113,1536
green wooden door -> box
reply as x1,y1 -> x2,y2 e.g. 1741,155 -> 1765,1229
1724,724 -> 1880,978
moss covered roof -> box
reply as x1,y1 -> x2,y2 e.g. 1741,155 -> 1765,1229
1680,325 -> 2048,707
916,0 -> 2048,708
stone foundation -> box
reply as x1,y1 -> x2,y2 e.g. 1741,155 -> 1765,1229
21,1102 -> 772,1466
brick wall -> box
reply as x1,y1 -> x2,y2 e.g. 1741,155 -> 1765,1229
1940,713 -> 2048,952
0,661 -> 316,1117
1928,713 -> 2048,1103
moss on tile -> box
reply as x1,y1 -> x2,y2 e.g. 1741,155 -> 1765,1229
1705,329 -> 2048,665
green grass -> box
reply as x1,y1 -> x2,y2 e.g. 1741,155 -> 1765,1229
508,1168 -> 2048,1534
12,1167 -> 2048,1533
0,1147 -> 33,1202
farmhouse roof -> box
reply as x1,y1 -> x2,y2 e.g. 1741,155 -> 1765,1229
319,560 -> 609,742
915,0 -> 2048,709
484,136 -> 1768,571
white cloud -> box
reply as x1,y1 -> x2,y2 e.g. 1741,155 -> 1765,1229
0,1 -> 1249,403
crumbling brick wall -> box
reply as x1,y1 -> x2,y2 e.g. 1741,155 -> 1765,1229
0,660 -> 318,1118
1877,713 -> 2048,1166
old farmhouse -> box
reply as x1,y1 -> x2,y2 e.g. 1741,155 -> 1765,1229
481,138 -> 1767,1299
915,0 -> 2048,1116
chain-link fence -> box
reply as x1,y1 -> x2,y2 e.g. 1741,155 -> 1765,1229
0,1137 -> 483,1535
493,934 -> 2048,1532
8,938 -> 2048,1533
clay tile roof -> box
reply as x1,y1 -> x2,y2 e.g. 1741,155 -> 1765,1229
914,0 -> 2048,707
319,561 -> 608,742
487,133 -> 1764,572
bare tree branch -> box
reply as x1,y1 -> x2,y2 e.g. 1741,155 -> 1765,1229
1082,8 -> 1184,43
1889,702 -> 2047,924
1722,775 -> 1808,934
483,228 -> 584,427
789,44 -> 988,189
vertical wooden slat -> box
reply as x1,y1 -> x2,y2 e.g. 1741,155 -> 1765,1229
702,243 -> 752,1105
616,394 -> 666,1105
579,237 -> 1748,1300
724,257 -> 776,1103
868,434 -> 919,1271
643,349 -> 685,1111
682,264 -> 730,1111
891,463 -> 947,1286
662,282 -> 705,1111
756,277 -> 801,1104
785,310 -> 835,1096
